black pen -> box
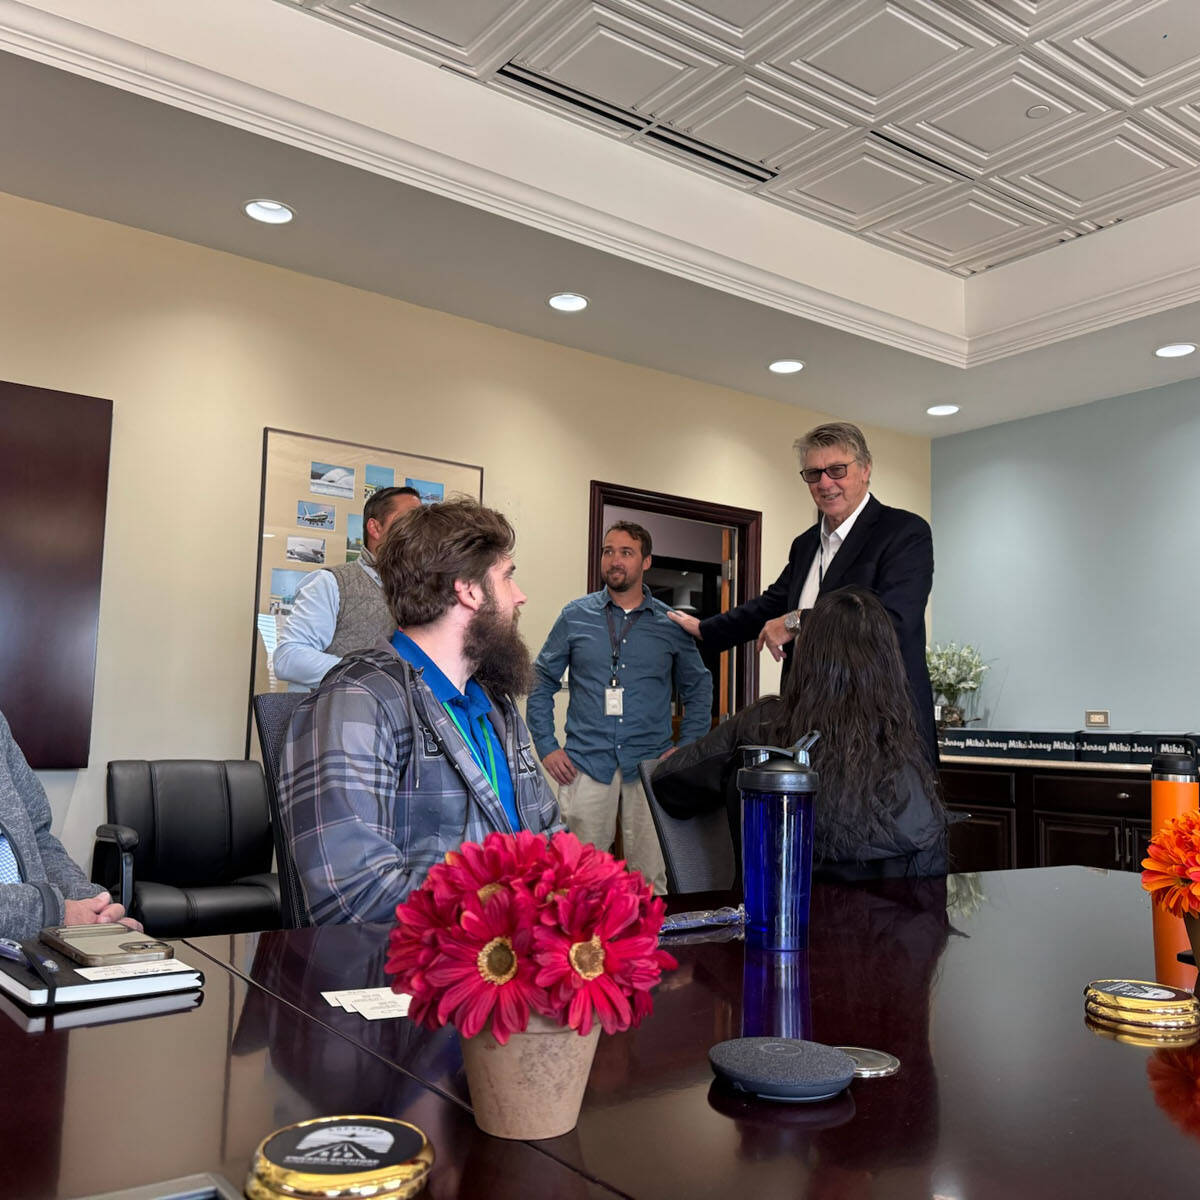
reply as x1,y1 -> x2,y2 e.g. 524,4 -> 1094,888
0,937 -> 61,997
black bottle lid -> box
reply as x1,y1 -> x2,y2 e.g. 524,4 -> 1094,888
737,736 -> 820,795
1151,753 -> 1197,778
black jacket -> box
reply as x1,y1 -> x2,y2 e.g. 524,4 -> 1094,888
698,496 -> 936,761
652,697 -> 947,882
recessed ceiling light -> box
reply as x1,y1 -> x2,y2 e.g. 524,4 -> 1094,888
927,404 -> 960,416
1155,342 -> 1196,358
1025,104 -> 1051,119
768,359 -> 805,374
547,292 -> 589,313
244,199 -> 294,225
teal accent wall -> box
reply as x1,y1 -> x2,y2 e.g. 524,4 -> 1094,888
931,378 -> 1200,731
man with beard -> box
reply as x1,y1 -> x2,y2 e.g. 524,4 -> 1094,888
528,521 -> 711,893
278,498 -> 562,923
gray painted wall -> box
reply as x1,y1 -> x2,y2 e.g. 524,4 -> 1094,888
931,377 -> 1200,731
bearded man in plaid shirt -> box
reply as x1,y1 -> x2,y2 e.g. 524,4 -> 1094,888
279,498 -> 563,923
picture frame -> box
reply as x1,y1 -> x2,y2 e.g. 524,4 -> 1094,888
246,427 -> 484,753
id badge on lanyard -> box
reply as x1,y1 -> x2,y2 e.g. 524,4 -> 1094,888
605,605 -> 644,719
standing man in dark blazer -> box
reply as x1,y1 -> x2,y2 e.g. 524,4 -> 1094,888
668,421 -> 936,761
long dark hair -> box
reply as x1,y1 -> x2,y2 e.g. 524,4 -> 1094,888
768,586 -> 939,860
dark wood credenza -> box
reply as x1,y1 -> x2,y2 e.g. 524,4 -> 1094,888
940,757 -> 1151,873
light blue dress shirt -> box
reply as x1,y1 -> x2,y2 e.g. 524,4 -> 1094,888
274,558 -> 383,690
528,586 -> 713,782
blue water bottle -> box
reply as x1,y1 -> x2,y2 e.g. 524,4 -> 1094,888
737,733 -> 819,951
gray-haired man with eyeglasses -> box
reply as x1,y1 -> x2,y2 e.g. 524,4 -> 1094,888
668,421 -> 936,761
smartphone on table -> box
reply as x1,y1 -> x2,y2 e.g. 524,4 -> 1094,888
38,925 -> 173,967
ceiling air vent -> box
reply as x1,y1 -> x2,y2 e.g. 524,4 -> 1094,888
494,63 -> 775,185
641,126 -> 775,184
867,131 -> 971,182
494,64 -> 650,134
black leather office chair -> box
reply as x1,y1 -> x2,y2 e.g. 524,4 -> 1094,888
252,691 -> 310,928
638,759 -> 737,893
92,760 -> 282,937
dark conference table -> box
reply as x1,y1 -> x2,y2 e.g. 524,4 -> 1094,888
176,866 -> 1200,1200
8,867 -> 1198,1197
3,937 -> 617,1198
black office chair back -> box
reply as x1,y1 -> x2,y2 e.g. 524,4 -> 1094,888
639,759 -> 736,893
107,760 -> 273,886
102,759 -> 282,937
253,690 -> 311,928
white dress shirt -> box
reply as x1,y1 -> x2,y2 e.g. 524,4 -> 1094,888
796,490 -> 873,613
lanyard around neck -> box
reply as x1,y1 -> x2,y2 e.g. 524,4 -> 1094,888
442,702 -> 499,796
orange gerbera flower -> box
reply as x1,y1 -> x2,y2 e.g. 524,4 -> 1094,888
1142,810 -> 1200,917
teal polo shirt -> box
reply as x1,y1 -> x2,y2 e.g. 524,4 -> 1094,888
390,630 -> 520,832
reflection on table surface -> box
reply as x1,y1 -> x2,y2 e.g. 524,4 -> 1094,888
187,866 -> 1200,1200
2,950 -> 616,1199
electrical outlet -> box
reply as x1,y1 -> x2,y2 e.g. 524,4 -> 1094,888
1085,710 -> 1110,728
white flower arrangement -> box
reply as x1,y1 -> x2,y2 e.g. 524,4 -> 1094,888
926,642 -> 988,709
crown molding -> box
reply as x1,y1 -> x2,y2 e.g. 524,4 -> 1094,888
0,0 -> 970,366
3,0 -> 1198,373
966,260 -> 1200,366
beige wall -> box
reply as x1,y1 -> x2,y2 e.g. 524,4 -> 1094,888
0,191 -> 930,863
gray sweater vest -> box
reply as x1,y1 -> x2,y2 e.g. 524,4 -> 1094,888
326,559 -> 396,657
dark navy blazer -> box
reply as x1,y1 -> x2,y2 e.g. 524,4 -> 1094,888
699,496 -> 936,761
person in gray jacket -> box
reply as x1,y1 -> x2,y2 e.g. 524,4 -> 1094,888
0,709 -> 141,938
653,586 -> 946,882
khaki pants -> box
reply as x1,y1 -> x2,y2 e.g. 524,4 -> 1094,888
557,768 -> 667,895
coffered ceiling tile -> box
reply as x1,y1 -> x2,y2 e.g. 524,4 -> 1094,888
604,0 -> 822,59
297,0 -> 574,74
659,72 -> 851,167
755,0 -> 1004,123
516,2 -> 724,113
764,135 -> 960,229
954,0 -> 1109,41
1036,0 -> 1200,105
1144,90 -> 1200,154
884,52 -> 1111,175
866,183 -> 1058,268
993,115 -> 1198,218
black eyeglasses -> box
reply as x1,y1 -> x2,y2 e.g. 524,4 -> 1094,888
800,461 -> 855,484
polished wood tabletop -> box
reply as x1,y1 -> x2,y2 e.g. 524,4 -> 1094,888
1,945 -> 619,1198
185,866 -> 1200,1200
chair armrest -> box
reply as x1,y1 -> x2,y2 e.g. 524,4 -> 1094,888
92,824 -> 138,910
95,823 -> 139,852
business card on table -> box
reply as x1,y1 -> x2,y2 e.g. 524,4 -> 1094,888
321,987 -> 411,1019
77,959 -> 197,981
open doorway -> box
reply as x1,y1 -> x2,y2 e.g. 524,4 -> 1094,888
588,481 -> 762,724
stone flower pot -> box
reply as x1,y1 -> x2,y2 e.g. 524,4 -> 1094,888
460,1013 -> 601,1140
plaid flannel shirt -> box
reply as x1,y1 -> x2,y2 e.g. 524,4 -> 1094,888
279,648 -> 563,924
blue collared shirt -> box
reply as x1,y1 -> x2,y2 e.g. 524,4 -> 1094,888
389,630 -> 519,832
527,586 -> 713,781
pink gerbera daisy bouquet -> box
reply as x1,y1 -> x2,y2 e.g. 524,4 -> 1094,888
386,830 -> 676,1045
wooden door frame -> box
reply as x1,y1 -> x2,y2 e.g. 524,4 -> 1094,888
588,480 -> 762,708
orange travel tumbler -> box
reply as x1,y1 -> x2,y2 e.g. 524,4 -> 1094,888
1150,750 -> 1199,989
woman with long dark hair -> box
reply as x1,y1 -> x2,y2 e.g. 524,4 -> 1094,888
653,585 -> 946,880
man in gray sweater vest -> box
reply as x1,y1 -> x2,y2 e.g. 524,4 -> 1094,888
0,710 -> 141,939
275,485 -> 422,689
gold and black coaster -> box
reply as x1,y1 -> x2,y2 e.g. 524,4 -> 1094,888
1085,979 -> 1199,1017
245,1115 -> 433,1199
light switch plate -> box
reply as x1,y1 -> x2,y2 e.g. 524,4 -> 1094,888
1085,710 -> 1110,727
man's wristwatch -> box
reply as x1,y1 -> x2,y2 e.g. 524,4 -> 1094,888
783,609 -> 803,634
